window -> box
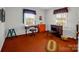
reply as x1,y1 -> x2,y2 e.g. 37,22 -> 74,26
54,7 -> 68,26
23,9 -> 36,26
55,13 -> 68,26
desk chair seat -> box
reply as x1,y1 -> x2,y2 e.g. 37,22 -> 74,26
29,27 -> 37,36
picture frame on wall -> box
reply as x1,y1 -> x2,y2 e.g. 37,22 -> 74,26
0,8 -> 5,22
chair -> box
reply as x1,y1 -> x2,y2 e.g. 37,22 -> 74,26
7,28 -> 16,39
29,27 -> 37,36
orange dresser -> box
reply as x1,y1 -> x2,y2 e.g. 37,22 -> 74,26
38,24 -> 46,32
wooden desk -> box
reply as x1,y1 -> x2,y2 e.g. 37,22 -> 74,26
25,25 -> 38,35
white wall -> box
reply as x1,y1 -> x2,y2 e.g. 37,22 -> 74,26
0,21 -> 5,51
0,8 -> 5,51
45,7 -> 79,38
44,9 -> 55,31
5,7 -> 45,36
63,8 -> 78,38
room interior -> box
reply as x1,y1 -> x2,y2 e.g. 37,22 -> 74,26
0,7 -> 79,52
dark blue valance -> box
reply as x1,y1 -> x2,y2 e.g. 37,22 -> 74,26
23,9 -> 36,15
53,7 -> 68,14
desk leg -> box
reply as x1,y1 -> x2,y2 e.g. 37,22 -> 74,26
25,27 -> 27,35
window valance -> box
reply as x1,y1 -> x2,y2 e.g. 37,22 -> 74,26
23,9 -> 36,15
53,7 -> 68,14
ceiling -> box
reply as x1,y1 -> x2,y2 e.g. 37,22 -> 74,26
39,7 -> 53,10
39,7 -> 63,10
